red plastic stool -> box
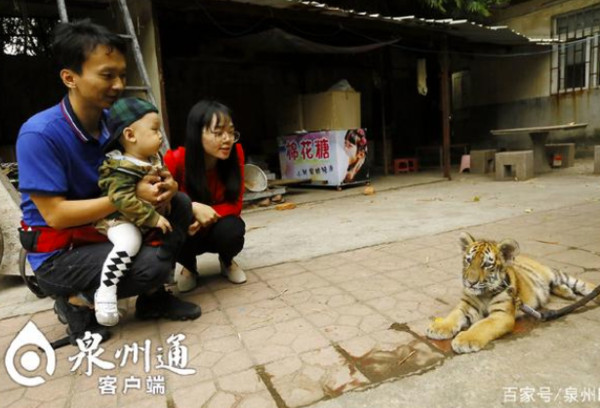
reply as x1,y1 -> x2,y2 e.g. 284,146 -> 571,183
393,158 -> 419,174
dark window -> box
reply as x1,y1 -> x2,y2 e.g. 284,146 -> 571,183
552,7 -> 600,92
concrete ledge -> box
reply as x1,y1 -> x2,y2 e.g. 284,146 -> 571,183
470,149 -> 496,174
594,146 -> 600,174
545,143 -> 575,167
0,172 -> 24,276
495,150 -> 534,181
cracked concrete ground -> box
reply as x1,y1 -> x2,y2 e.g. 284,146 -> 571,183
1,160 -> 600,408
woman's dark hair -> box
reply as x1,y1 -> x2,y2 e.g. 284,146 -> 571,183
185,100 -> 241,204
52,19 -> 126,73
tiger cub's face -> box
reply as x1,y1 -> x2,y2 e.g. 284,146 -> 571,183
459,233 -> 519,296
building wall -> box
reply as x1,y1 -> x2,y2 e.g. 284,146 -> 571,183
455,0 -> 600,151
468,0 -> 600,106
494,0 -> 600,38
466,52 -> 549,105
455,88 -> 600,154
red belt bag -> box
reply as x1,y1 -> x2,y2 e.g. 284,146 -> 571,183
19,221 -> 108,252
19,221 -> 162,252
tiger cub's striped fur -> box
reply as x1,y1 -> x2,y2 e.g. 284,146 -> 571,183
426,232 -> 597,354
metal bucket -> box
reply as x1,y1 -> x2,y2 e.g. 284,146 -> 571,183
244,164 -> 268,192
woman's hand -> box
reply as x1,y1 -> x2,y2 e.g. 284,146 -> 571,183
188,202 -> 220,235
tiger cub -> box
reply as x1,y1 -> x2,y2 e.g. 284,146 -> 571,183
426,232 -> 598,354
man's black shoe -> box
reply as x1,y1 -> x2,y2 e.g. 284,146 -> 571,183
54,297 -> 111,345
135,287 -> 202,321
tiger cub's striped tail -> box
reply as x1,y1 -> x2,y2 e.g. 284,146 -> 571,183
551,267 -> 598,300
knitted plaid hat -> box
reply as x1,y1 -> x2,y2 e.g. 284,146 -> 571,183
105,97 -> 158,152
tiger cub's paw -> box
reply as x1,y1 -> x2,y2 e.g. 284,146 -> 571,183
426,318 -> 458,340
451,331 -> 486,354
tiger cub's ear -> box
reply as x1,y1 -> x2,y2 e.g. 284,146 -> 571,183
459,232 -> 476,252
498,238 -> 520,263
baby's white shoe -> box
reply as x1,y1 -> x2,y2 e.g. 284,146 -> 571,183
94,288 -> 119,326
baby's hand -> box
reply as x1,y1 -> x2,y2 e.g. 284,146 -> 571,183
155,215 -> 172,234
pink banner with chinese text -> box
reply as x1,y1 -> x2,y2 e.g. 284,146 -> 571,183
278,129 -> 368,187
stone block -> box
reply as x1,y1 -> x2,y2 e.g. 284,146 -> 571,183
545,143 -> 575,167
470,149 -> 496,174
595,146 -> 600,174
495,150 -> 534,181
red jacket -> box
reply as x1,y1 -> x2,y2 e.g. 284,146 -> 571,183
164,144 -> 245,217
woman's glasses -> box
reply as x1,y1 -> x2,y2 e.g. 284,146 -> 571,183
209,127 -> 240,143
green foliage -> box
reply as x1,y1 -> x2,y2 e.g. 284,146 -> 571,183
0,17 -> 55,56
421,0 -> 510,16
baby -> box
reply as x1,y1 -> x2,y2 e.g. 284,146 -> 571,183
94,97 -> 176,326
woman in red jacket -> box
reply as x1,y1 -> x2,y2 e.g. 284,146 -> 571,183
164,100 -> 246,290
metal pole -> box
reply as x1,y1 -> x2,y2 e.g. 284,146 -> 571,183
440,35 -> 451,180
382,95 -> 388,176
380,51 -> 389,176
56,0 -> 68,23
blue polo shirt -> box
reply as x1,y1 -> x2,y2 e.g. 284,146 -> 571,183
17,96 -> 110,270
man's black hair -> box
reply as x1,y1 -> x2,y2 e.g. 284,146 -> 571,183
52,19 -> 126,73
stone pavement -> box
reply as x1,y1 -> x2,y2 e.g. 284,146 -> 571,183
2,198 -> 600,408
0,163 -> 600,408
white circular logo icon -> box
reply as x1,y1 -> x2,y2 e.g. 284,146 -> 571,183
5,321 -> 56,387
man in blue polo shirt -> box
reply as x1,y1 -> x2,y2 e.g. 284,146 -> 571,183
16,19 -> 201,345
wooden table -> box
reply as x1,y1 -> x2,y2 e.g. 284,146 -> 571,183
490,123 -> 587,173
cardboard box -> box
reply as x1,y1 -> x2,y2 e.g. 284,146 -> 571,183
302,90 -> 361,131
277,95 -> 304,135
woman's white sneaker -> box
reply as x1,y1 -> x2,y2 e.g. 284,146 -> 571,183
220,258 -> 247,284
175,265 -> 198,292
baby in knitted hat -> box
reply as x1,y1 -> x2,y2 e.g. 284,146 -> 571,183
94,97 -> 186,326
